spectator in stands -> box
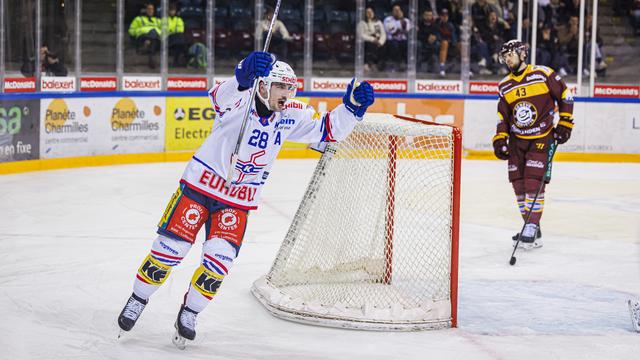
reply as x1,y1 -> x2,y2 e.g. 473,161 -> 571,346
259,6 -> 292,62
481,10 -> 509,73
543,0 -> 568,29
383,3 -> 412,72
471,0 -> 496,34
512,0 -> 546,43
448,0 -> 464,40
436,9 -> 457,77
564,0 -> 581,18
357,6 -> 386,72
495,0 -> 517,39
584,14 -> 608,76
558,15 -> 579,74
128,2 -> 161,69
536,25 -> 569,76
167,3 -> 188,67
40,46 -> 68,77
418,9 -> 440,74
470,25 -> 493,75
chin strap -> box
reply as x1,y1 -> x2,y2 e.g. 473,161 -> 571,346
256,80 -> 273,111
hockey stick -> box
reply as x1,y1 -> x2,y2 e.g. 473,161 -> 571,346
225,0 -> 282,188
509,139 -> 558,266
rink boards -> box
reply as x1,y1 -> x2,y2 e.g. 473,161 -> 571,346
0,92 -> 639,174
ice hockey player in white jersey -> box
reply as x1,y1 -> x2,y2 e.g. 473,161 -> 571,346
117,51 -> 375,348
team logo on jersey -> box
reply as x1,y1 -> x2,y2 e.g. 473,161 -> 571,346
235,150 -> 267,183
513,101 -> 538,128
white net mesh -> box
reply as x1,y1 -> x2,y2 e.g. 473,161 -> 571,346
251,113 -> 459,331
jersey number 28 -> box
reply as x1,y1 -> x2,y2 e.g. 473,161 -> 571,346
248,129 -> 269,149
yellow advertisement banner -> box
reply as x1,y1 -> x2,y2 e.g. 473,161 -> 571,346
164,96 -> 464,153
165,97 -> 215,151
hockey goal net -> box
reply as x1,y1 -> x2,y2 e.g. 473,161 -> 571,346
251,113 -> 461,331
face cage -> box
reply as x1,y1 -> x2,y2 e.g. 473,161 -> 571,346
499,49 -> 525,65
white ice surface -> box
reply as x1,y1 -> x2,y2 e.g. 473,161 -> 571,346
0,159 -> 639,359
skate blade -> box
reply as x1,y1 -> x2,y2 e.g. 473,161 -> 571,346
519,241 -> 542,251
172,329 -> 187,350
628,300 -> 640,332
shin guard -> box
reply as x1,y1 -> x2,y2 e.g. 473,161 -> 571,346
133,235 -> 191,300
184,237 -> 237,313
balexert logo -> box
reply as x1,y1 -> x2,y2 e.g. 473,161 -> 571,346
416,81 -> 461,93
594,86 -> 640,98
123,77 -> 161,90
312,80 -> 349,91
41,77 -> 76,91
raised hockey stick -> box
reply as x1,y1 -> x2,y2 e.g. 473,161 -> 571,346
225,0 -> 282,187
509,139 -> 558,266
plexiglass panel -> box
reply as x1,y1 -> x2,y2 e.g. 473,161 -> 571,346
124,1 -> 161,74
82,0 -> 117,73
312,0 -> 356,77
4,0 -> 36,75
213,0 -> 256,78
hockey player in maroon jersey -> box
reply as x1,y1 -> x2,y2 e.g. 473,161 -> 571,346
492,40 -> 574,249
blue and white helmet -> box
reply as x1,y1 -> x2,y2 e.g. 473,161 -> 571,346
257,60 -> 297,108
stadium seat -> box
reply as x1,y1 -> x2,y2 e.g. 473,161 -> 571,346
288,31 -> 304,61
230,7 -> 252,31
180,6 -> 204,29
215,29 -> 233,57
330,32 -> 355,62
313,32 -> 331,60
231,29 -> 254,58
214,6 -> 228,29
185,28 -> 205,45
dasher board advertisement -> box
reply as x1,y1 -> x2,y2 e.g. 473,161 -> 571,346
40,97 -> 165,158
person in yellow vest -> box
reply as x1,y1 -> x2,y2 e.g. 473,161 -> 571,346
129,2 -> 161,69
166,3 -> 188,67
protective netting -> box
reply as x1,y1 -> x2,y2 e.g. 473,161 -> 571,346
251,113 -> 459,331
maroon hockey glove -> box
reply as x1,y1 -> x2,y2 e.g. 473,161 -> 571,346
554,117 -> 574,144
492,133 -> 510,160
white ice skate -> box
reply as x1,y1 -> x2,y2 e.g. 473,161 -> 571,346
628,299 -> 640,332
513,223 -> 543,250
